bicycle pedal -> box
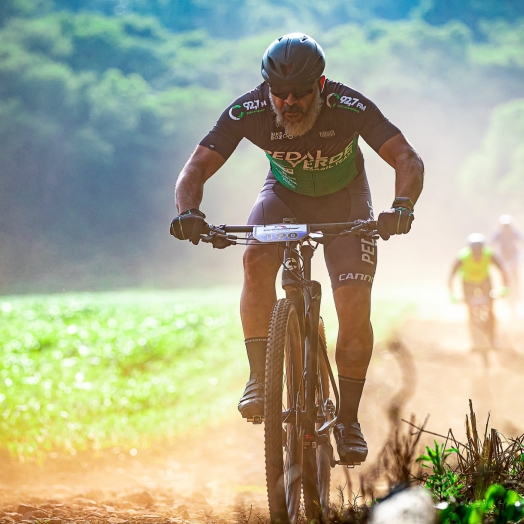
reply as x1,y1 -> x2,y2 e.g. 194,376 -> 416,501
336,461 -> 361,468
247,415 -> 264,424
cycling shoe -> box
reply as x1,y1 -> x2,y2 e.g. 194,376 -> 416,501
238,374 -> 264,419
334,422 -> 368,463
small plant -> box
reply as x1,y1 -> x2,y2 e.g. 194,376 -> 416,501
324,486 -> 371,524
417,441 -> 463,502
437,484 -> 524,524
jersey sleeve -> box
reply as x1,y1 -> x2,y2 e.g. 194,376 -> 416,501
457,246 -> 470,261
357,97 -> 401,153
199,85 -> 269,160
199,103 -> 245,161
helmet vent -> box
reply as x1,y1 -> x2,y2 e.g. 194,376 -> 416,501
280,64 -> 292,77
284,39 -> 292,59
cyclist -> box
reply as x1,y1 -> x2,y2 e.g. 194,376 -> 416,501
448,233 -> 508,348
170,33 -> 424,464
492,214 -> 523,305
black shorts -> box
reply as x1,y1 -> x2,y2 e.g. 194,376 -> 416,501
247,171 -> 377,291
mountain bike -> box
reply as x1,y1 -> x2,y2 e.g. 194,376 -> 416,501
199,218 -> 378,524
466,286 -> 495,367
467,287 -> 494,344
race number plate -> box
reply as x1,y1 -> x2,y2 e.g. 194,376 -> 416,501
252,224 -> 309,242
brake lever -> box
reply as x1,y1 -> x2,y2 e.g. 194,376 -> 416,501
346,219 -> 378,238
200,229 -> 238,248
200,224 -> 225,243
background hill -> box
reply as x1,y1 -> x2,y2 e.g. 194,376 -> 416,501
1,0 -> 523,293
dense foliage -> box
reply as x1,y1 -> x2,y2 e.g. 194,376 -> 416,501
0,288 -> 407,461
0,1 -> 523,292
0,289 -> 245,459
4,0 -> 524,36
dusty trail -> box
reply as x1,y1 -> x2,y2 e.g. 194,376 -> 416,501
2,299 -> 524,523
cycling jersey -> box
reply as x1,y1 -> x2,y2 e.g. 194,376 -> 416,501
200,80 -> 400,197
457,246 -> 494,283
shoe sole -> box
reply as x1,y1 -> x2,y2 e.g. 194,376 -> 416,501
339,450 -> 368,463
238,403 -> 264,419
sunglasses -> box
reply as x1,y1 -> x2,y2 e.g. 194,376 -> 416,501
270,85 -> 315,100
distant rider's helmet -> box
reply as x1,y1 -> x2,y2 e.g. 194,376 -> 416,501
261,33 -> 325,86
499,214 -> 513,225
467,233 -> 486,246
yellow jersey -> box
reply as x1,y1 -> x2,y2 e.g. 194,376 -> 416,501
457,246 -> 493,283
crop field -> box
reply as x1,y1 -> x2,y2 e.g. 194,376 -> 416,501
0,287 -> 411,462
2,287 -> 524,523
0,289 -> 249,460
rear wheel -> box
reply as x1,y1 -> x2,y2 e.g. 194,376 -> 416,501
265,299 -> 304,524
302,319 -> 331,521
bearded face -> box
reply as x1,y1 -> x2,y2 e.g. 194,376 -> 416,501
269,85 -> 323,137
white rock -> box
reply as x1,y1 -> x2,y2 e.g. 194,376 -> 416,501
369,486 -> 436,524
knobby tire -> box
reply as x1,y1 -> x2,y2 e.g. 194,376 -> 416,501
265,299 -> 304,524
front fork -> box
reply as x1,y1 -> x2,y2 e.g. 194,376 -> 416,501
282,242 -> 323,447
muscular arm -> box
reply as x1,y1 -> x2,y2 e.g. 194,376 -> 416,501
448,259 -> 462,292
175,145 -> 226,213
492,253 -> 509,287
378,133 -> 424,206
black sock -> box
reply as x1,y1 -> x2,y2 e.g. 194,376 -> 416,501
338,376 -> 365,424
245,337 -> 268,381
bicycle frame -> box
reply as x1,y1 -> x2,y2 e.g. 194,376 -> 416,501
278,233 -> 341,466
201,218 -> 377,467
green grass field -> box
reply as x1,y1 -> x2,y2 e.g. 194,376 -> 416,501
0,287 -> 411,462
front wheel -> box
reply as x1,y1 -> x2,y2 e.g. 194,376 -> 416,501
265,299 -> 304,524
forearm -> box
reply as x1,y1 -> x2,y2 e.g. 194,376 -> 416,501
492,255 -> 509,286
498,267 -> 509,287
175,166 -> 205,213
394,151 -> 424,206
378,134 -> 424,207
448,261 -> 461,291
174,145 -> 226,214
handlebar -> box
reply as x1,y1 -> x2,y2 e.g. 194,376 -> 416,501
200,219 -> 378,248
210,220 -> 377,234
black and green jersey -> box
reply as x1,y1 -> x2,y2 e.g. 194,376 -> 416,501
199,80 -> 400,197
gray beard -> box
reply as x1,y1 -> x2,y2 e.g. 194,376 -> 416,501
270,89 -> 323,137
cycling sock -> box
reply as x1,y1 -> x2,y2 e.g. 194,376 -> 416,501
338,376 -> 365,424
245,337 -> 268,381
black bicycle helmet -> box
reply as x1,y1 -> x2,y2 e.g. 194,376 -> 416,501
261,33 -> 325,86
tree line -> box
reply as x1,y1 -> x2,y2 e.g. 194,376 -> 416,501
0,1 -> 523,292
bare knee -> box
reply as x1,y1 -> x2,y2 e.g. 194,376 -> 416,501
243,245 -> 281,286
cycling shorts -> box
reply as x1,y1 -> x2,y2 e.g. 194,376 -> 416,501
247,170 -> 377,292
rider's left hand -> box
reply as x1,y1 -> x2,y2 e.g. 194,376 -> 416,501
377,206 -> 414,241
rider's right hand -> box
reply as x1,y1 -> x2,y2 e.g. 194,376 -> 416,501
170,209 -> 208,245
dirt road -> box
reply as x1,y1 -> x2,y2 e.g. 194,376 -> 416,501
2,298 -> 524,523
